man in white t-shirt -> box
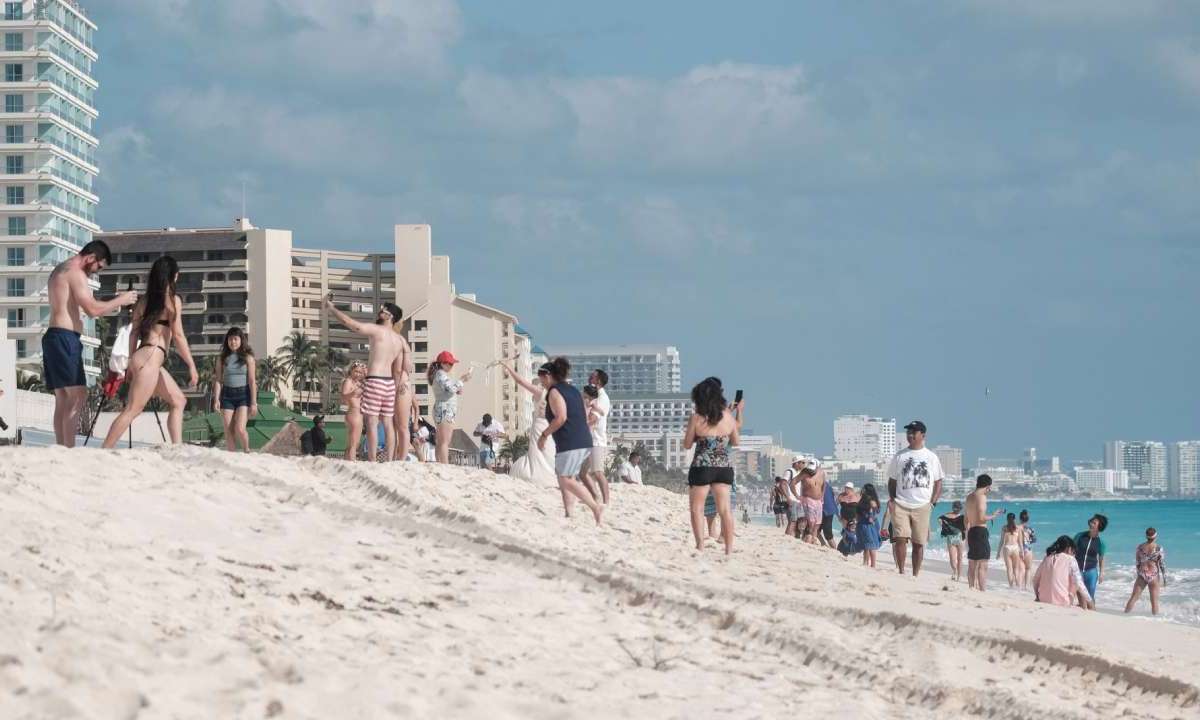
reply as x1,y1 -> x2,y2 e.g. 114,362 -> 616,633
473,413 -> 506,469
617,450 -> 643,485
886,420 -> 945,577
585,369 -> 612,504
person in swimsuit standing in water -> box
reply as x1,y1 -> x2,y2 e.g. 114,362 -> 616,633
44,240 -> 137,446
102,256 -> 198,447
1124,527 -> 1166,616
684,377 -> 744,555
323,295 -> 404,461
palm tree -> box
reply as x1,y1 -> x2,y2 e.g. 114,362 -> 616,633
499,435 -> 530,464
256,355 -> 285,397
317,344 -> 349,408
275,331 -> 318,410
195,354 -> 220,411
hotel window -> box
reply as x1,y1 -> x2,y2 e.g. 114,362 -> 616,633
7,307 -> 23,327
414,362 -> 427,372
6,277 -> 24,296
414,342 -> 428,353
4,33 -> 21,51
415,384 -> 428,395
15,338 -> 25,358
4,94 -> 21,113
3,3 -> 20,21
414,319 -> 427,331
5,124 -> 22,143
6,246 -> 23,265
5,186 -> 23,204
5,155 -> 22,174
4,64 -> 22,82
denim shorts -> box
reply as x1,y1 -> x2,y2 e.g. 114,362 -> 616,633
220,385 -> 252,410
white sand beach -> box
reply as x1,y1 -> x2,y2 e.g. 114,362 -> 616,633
1,446 -> 1197,719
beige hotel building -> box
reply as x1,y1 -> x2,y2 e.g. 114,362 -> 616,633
95,220 -> 528,436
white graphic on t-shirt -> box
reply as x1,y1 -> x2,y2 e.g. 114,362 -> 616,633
901,457 -> 931,491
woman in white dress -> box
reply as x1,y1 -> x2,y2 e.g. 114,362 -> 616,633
501,361 -> 557,485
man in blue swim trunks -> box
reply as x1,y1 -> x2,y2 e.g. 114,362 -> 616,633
43,240 -> 137,446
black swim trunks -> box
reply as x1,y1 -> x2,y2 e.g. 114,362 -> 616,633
41,327 -> 86,390
687,466 -> 734,486
967,526 -> 991,561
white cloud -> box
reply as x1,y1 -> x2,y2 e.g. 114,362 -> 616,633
152,87 -> 391,172
124,0 -> 463,85
1159,41 -> 1200,98
459,62 -> 825,173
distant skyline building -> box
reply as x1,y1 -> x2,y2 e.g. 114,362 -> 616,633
1,0 -> 100,379
1105,440 -> 1168,492
1171,441 -> 1200,497
931,445 -> 963,479
833,415 -> 896,464
542,344 -> 680,394
1075,468 -> 1128,495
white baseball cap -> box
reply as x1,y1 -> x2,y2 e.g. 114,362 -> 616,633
807,456 -> 821,469
843,482 -> 855,489
791,454 -> 806,465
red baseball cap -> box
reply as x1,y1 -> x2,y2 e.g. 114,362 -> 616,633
435,350 -> 459,365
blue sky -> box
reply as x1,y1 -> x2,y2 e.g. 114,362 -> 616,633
89,0 -> 1200,463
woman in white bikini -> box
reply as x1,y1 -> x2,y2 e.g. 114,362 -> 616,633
997,512 -> 1024,588
102,256 -> 197,448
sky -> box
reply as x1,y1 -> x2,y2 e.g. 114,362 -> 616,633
87,0 -> 1200,464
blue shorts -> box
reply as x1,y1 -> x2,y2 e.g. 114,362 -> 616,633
220,385 -> 252,410
41,327 -> 86,390
479,446 -> 496,465
1082,567 -> 1099,599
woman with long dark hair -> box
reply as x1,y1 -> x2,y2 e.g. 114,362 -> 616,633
102,256 -> 198,447
683,377 -> 743,554
1032,535 -> 1093,609
998,512 -> 1023,588
537,356 -> 603,524
212,326 -> 257,452
856,483 -> 883,568
501,361 -> 557,485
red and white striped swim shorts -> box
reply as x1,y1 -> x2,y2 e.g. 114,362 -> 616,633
361,376 -> 397,416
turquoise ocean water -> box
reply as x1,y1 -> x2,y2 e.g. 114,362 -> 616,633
755,499 -> 1200,625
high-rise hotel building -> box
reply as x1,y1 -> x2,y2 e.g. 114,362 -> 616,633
0,0 -> 99,379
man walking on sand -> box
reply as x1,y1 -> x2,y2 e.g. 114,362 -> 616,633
324,295 -> 404,461
44,240 -> 137,446
886,420 -> 944,576
965,474 -> 1005,591
585,369 -> 612,504
783,455 -> 807,538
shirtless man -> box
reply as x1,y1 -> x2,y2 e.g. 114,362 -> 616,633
964,474 -> 1005,591
798,464 -> 827,545
43,240 -> 136,446
323,296 -> 404,461
388,309 -> 414,462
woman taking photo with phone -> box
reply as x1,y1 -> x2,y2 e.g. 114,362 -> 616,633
684,377 -> 743,555
102,256 -> 198,448
427,350 -> 472,463
212,327 -> 257,453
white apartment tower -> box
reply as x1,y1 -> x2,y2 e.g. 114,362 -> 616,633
1170,441 -> 1200,497
1105,440 -> 1168,493
931,445 -> 963,479
0,1 -> 99,378
544,344 -> 681,394
834,415 -> 897,464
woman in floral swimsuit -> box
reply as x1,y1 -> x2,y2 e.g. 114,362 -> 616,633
427,350 -> 472,463
1124,527 -> 1166,616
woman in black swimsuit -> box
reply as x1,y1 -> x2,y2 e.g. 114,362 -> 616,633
102,256 -> 198,447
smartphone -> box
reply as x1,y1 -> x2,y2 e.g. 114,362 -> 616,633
734,389 -> 744,404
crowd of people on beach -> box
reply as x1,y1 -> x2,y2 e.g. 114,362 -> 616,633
33,241 -> 1171,612
766,422 -> 1169,615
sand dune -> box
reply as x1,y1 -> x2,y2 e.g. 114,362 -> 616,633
0,446 -> 1197,719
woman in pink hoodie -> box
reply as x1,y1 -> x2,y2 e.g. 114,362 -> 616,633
1033,535 -> 1095,610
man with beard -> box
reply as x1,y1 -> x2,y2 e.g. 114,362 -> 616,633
323,295 -> 405,461
44,240 -> 137,446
